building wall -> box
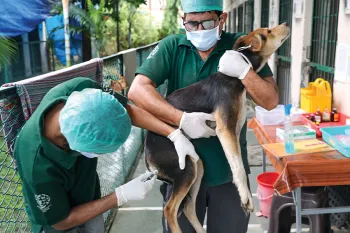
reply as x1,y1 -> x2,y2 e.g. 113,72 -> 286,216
224,0 -> 350,116
333,0 -> 350,115
289,0 -> 313,107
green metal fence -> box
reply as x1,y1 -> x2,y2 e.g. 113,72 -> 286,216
0,40 -> 83,86
244,0 -> 254,33
276,0 -> 293,104
231,8 -> 236,32
309,0 -> 340,88
0,43 -> 159,233
261,0 -> 270,28
237,5 -> 244,32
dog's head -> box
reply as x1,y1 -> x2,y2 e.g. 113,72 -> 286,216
233,22 -> 290,72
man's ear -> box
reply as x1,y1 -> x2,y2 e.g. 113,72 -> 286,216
251,34 -> 264,52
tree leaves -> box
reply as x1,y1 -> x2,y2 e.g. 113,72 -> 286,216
0,36 -> 18,69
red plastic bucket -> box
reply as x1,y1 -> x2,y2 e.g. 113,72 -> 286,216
256,172 -> 279,218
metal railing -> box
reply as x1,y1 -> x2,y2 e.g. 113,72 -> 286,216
0,40 -> 83,86
0,42 -> 160,233
244,0 -> 254,33
261,0 -> 270,28
309,0 -> 340,89
276,0 -> 293,104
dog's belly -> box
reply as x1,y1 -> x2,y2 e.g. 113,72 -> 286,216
145,72 -> 243,183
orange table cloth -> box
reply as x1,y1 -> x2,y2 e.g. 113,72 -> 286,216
248,117 -> 350,195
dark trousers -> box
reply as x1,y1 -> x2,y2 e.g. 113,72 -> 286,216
160,179 -> 250,233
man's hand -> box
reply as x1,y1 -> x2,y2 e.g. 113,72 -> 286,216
218,50 -> 253,80
115,172 -> 157,207
168,129 -> 199,170
180,112 -> 216,139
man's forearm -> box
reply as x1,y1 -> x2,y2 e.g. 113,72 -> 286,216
128,75 -> 183,126
126,104 -> 175,137
53,193 -> 117,231
241,70 -> 279,110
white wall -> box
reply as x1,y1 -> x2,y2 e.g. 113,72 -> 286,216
254,0 -> 262,29
289,0 -> 313,107
332,0 -> 350,115
267,0 -> 279,79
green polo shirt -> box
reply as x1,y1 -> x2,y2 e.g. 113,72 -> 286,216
13,78 -> 108,233
136,31 -> 273,187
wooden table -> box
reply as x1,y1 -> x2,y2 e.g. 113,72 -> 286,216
248,117 -> 350,233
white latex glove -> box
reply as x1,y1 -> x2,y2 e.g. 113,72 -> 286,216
115,172 -> 157,207
168,129 -> 199,170
218,50 -> 253,80
179,112 -> 216,139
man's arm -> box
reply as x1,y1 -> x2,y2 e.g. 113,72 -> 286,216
241,70 -> 279,110
128,74 -> 183,126
126,104 -> 175,137
53,193 -> 117,231
53,172 -> 156,231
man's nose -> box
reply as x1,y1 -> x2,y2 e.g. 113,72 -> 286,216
198,24 -> 204,31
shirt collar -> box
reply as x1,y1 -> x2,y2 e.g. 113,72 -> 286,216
178,31 -> 234,52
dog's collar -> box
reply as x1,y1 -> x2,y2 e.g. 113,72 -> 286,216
236,44 -> 252,52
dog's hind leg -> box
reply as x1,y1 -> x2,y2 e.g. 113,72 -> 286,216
183,159 -> 205,233
214,93 -> 254,214
164,158 -> 199,233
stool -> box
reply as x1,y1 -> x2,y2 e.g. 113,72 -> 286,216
267,187 -> 331,233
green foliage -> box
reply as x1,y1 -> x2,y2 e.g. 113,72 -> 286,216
159,0 -> 180,39
102,1 -> 159,55
0,36 -> 18,69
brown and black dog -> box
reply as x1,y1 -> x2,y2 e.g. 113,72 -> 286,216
144,23 -> 290,233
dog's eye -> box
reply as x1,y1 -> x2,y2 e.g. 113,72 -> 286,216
267,29 -> 272,33
260,34 -> 267,41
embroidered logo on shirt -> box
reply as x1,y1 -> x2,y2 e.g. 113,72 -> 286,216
147,45 -> 159,60
35,194 -> 51,213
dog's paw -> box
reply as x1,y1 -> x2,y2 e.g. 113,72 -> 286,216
241,191 -> 254,215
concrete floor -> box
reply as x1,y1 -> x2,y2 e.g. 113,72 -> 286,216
110,111 -> 350,233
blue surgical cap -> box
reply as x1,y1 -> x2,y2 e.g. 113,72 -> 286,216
59,88 -> 131,154
181,0 -> 223,13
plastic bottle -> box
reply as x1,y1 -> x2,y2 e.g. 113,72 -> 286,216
331,108 -> 339,122
284,104 -> 295,154
315,108 -> 322,123
322,108 -> 331,122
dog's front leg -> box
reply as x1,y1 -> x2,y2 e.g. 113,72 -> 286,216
214,105 -> 254,214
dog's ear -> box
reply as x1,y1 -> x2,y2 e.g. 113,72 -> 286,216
251,34 -> 264,52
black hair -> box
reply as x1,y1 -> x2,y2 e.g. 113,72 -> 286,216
184,10 -> 223,19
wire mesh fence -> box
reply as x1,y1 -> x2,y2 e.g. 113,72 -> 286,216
0,40 -> 83,87
0,42 -> 160,232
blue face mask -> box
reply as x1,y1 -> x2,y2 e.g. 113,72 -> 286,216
186,25 -> 222,51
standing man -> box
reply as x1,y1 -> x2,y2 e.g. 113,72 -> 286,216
14,77 -> 200,233
128,0 -> 279,232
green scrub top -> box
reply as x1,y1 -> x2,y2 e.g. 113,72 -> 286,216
14,78 -> 118,233
136,31 -> 273,187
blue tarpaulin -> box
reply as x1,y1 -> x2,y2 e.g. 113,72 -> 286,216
42,15 -> 82,65
0,0 -> 58,37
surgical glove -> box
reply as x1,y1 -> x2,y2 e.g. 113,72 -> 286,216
218,50 -> 253,80
180,112 -> 216,139
115,172 -> 157,207
168,129 -> 199,170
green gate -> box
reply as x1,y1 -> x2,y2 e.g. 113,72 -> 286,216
244,0 -> 254,32
261,0 -> 270,28
237,5 -> 244,32
276,0 -> 293,104
309,0 -> 340,87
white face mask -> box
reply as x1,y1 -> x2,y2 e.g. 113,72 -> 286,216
78,151 -> 116,159
186,25 -> 222,51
